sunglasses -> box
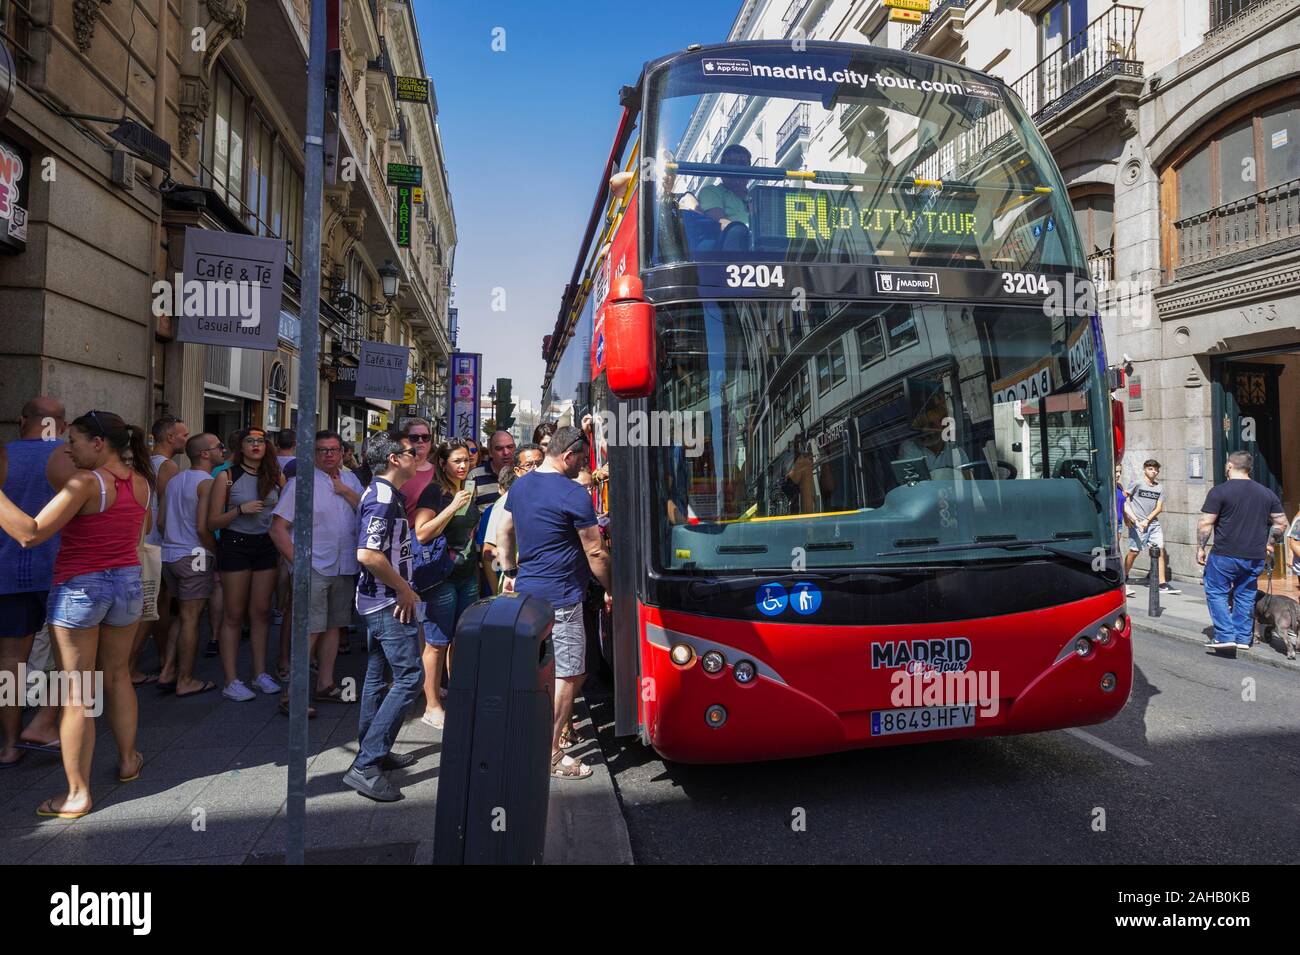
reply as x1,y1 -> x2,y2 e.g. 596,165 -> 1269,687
407,434 -> 432,443
393,448 -> 419,459
315,447 -> 342,455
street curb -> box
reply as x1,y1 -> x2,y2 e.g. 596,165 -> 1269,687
543,705 -> 634,865
1131,612 -> 1300,673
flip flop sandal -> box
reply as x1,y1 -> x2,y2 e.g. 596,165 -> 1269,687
277,666 -> 291,682
37,798 -> 91,820
0,752 -> 25,769
174,681 -> 218,698
550,752 -> 593,780
132,673 -> 160,686
118,753 -> 144,783
15,739 -> 60,754
313,685 -> 348,703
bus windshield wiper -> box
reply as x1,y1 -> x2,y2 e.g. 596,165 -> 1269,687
877,536 -> 1085,557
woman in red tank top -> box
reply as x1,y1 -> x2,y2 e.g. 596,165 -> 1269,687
0,410 -> 155,819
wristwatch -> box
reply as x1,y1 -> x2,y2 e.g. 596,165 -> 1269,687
502,569 -> 518,579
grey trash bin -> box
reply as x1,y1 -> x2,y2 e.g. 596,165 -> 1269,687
432,593 -> 555,865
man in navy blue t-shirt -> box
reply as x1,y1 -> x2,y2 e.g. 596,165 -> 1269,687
1197,450 -> 1287,654
343,432 -> 425,802
498,425 -> 611,781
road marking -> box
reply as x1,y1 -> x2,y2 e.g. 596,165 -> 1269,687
1063,727 -> 1152,767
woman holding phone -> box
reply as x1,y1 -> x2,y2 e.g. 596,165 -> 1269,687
413,439 -> 477,728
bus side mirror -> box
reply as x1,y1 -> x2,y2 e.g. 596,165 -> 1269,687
605,274 -> 656,398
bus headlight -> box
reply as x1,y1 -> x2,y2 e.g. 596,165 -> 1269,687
1074,637 -> 1093,657
701,650 -> 725,675
1095,626 -> 1112,646
733,660 -> 756,684
1114,615 -> 1127,632
670,643 -> 694,667
705,704 -> 727,727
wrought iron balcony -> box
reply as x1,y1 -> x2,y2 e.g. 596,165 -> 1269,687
1011,4 -> 1143,124
710,127 -> 728,162
783,0 -> 811,27
727,94 -> 750,123
776,103 -> 810,162
1087,247 -> 1114,292
901,0 -> 969,54
1208,0 -> 1270,37
1173,177 -> 1300,279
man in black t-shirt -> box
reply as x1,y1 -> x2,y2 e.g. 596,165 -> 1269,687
1197,451 -> 1288,654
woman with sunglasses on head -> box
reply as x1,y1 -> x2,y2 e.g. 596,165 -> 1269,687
412,439 -> 478,728
207,428 -> 283,701
398,418 -> 439,522
0,409 -> 153,818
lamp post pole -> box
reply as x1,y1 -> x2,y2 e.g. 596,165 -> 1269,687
286,0 -> 328,867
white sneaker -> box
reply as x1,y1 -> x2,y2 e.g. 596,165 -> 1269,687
253,672 -> 281,695
223,679 -> 256,702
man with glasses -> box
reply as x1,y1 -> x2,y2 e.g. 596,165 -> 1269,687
345,432 -> 424,801
497,427 -> 612,781
269,431 -> 363,709
157,434 -> 222,696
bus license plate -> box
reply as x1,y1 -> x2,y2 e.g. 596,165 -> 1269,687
871,706 -> 976,736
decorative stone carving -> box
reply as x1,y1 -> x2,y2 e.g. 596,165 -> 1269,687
201,0 -> 248,74
72,0 -> 107,52
177,78 -> 211,160
1121,157 -> 1143,186
1106,99 -> 1138,140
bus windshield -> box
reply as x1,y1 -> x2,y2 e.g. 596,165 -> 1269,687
644,300 -> 1113,572
644,46 -> 1077,273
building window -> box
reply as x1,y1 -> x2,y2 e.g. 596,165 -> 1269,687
201,61 -> 305,273
1070,193 -> 1114,253
816,340 -> 847,396
1040,0 -> 1089,59
857,318 -> 885,367
1163,85 -> 1300,276
266,361 -> 288,431
884,312 -> 919,353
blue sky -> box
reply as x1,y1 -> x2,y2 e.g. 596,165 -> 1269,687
415,1 -> 739,408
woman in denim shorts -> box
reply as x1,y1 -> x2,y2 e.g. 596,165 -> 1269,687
207,429 -> 283,702
0,409 -> 154,819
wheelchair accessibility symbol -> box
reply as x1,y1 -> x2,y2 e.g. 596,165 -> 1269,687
756,582 -> 788,617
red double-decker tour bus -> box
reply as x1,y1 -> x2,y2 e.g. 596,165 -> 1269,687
542,40 -> 1131,763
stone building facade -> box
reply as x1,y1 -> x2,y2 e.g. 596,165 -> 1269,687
0,0 -> 456,454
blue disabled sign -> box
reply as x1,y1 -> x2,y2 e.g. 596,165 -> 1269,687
790,582 -> 822,615
756,582 -> 788,617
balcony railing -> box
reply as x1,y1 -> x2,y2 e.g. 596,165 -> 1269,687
783,0 -> 811,27
1011,4 -> 1142,123
727,94 -> 749,123
901,0 -> 968,53
776,103 -> 810,161
1174,177 -> 1300,278
1087,247 -> 1114,291
710,127 -> 727,162
1208,0 -> 1270,33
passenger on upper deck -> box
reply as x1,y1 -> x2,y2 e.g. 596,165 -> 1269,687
697,144 -> 753,231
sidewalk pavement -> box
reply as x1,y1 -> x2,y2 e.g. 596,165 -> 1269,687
0,621 -> 633,864
1126,576 -> 1300,674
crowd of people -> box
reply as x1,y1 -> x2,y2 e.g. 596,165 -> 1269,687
0,397 -> 611,816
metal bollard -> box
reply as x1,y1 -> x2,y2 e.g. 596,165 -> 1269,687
433,593 -> 555,865
1147,544 -> 1162,618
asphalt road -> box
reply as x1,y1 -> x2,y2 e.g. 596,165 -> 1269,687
585,628 -> 1300,864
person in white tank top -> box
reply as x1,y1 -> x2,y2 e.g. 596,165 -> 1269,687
157,434 -> 221,696
132,417 -> 190,685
